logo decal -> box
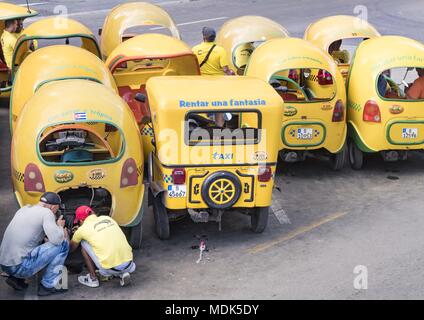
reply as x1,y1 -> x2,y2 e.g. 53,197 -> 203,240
54,170 -> 74,183
284,106 -> 297,117
253,151 -> 268,161
88,169 -> 106,180
389,105 -> 404,114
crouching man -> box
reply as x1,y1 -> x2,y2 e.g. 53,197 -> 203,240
0,192 -> 70,296
70,206 -> 136,288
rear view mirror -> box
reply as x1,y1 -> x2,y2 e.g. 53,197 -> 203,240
407,67 -> 414,72
135,93 -> 146,103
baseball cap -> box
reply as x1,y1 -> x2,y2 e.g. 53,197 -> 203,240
74,206 -> 93,224
202,27 -> 216,41
40,192 -> 62,205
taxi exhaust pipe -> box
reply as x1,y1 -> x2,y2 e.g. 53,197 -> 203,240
188,209 -> 224,231
382,151 -> 408,162
280,151 -> 306,163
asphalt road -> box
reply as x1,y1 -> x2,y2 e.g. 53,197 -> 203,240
1,0 -> 424,300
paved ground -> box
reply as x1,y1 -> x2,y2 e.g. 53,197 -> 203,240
1,0 -> 424,300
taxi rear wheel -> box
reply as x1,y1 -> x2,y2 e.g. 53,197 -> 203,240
250,207 -> 269,233
348,139 -> 364,170
202,172 -> 242,210
331,143 -> 347,171
151,190 -> 170,240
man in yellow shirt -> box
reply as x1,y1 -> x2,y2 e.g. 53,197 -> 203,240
1,19 -> 19,69
70,206 -> 135,288
193,27 -> 235,76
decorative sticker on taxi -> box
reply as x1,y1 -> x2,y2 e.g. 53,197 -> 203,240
88,168 -> 106,180
55,170 -> 74,183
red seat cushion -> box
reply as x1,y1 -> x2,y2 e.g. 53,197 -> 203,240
118,85 -> 150,124
279,92 -> 299,101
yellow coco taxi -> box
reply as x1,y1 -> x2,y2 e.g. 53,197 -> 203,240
216,16 -> 289,75
10,45 -> 117,133
145,76 -> 284,239
347,36 -> 424,169
100,2 -> 180,60
105,33 -> 200,161
245,38 -> 347,170
11,17 -> 100,77
304,15 -> 380,81
11,80 -> 145,248
0,2 -> 38,98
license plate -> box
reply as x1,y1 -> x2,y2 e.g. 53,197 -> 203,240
402,128 -> 418,139
297,128 -> 313,140
167,185 -> 187,198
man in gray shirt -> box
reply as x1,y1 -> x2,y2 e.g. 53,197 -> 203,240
0,192 -> 70,296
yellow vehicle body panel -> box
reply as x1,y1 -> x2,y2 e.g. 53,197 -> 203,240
147,76 -> 283,210
106,34 -> 200,161
10,45 -> 117,133
12,17 -> 100,72
246,37 -> 347,154
100,2 -> 180,60
11,80 -> 144,226
304,15 -> 380,81
347,36 -> 424,152
216,15 -> 289,74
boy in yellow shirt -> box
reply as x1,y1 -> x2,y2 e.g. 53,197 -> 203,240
1,19 -> 18,69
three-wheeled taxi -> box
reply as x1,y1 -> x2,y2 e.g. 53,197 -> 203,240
10,45 -> 116,133
347,36 -> 424,169
245,38 -> 347,169
304,15 -> 380,81
145,76 -> 284,239
0,2 -> 38,99
100,2 -> 180,60
105,33 -> 200,160
11,17 -> 100,77
216,16 -> 289,75
11,80 -> 145,248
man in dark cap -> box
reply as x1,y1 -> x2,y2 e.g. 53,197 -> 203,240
0,192 -> 70,296
192,26 -> 235,76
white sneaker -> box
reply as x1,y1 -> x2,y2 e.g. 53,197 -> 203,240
119,272 -> 131,287
78,274 -> 100,288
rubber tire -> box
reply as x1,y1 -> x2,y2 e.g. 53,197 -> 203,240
201,171 -> 242,210
331,143 -> 347,171
127,222 -> 143,249
151,189 -> 170,240
348,139 -> 364,170
250,207 -> 269,233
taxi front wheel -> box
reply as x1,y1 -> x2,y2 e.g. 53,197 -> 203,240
150,190 -> 170,240
348,139 -> 364,170
250,207 -> 269,233
126,222 -> 142,249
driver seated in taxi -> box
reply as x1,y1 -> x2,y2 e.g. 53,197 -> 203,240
328,40 -> 350,64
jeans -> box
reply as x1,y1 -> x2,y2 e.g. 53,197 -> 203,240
1,240 -> 69,288
81,241 -> 135,277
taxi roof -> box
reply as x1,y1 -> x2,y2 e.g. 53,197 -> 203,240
0,2 -> 38,20
245,37 -> 339,81
304,15 -> 380,50
13,17 -> 100,67
15,80 -> 137,132
146,76 -> 283,113
217,16 -> 289,69
100,2 -> 180,59
106,33 -> 195,70
352,36 -> 424,75
11,45 -> 117,132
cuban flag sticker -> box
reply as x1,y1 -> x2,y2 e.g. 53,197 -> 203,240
74,112 -> 87,121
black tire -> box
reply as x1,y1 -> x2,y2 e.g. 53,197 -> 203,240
250,207 -> 269,233
201,171 -> 242,210
127,222 -> 143,249
331,143 -> 347,171
150,189 -> 170,240
348,139 -> 364,170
